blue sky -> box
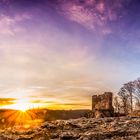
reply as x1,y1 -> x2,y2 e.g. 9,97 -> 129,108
0,0 -> 140,109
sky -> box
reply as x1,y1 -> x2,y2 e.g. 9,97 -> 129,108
0,0 -> 140,110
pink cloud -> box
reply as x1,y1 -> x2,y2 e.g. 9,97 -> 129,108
61,2 -> 98,30
85,0 -> 96,5
0,13 -> 31,36
96,2 -> 105,13
67,5 -> 95,29
58,0 -> 125,35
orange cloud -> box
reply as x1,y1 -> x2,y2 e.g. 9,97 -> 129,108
0,98 -> 16,106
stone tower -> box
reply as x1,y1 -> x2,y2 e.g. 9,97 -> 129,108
92,92 -> 114,118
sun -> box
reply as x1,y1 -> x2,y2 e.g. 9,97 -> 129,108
19,106 -> 28,112
11,99 -> 31,112
2,100 -> 39,127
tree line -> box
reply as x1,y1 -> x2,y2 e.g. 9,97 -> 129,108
114,78 -> 140,114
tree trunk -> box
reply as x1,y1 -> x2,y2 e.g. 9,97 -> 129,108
130,92 -> 133,113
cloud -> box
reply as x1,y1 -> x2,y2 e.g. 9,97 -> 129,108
30,99 -> 56,104
0,13 -> 31,36
63,4 -> 95,30
0,98 -> 16,106
46,102 -> 90,109
56,0 -> 127,35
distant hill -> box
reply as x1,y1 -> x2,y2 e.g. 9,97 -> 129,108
0,109 -> 91,128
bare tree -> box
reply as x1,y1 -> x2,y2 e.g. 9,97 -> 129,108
133,79 -> 140,110
118,78 -> 140,113
118,87 -> 130,114
113,96 -> 121,113
123,82 -> 134,113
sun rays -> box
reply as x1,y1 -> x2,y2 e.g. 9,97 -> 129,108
1,109 -> 42,129
0,98 -> 44,129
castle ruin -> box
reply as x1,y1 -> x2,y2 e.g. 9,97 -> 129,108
92,92 -> 114,118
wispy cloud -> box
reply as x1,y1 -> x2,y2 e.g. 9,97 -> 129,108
57,0 -> 127,35
63,4 -> 96,30
0,98 -> 16,106
0,13 -> 31,36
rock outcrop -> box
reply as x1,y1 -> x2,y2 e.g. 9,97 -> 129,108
0,117 -> 140,140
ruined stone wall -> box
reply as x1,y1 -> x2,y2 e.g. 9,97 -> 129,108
92,92 -> 114,118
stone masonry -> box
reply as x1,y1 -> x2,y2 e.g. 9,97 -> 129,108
92,92 -> 114,118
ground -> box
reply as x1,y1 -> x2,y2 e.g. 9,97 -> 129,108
0,117 -> 140,140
